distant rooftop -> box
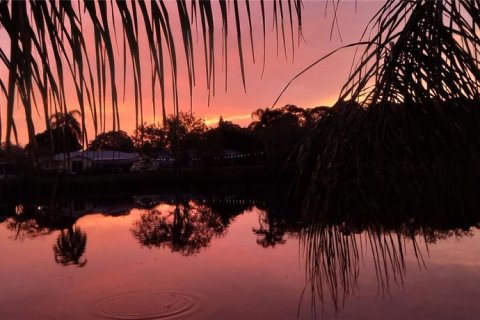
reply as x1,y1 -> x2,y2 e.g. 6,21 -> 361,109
49,150 -> 138,162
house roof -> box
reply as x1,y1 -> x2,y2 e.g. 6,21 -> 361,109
48,150 -> 139,162
82,150 -> 139,161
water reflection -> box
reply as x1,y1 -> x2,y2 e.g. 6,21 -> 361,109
252,210 -> 287,247
1,194 -> 479,318
300,225 -> 405,315
299,220 -> 480,316
130,196 -> 259,255
4,205 -> 53,240
131,200 -> 227,255
1,202 -> 89,267
53,226 -> 88,267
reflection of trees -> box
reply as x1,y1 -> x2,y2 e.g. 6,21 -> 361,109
3,203 -> 89,267
131,200 -> 228,256
5,205 -> 79,241
253,211 -> 286,248
203,199 -> 253,226
5,205 -> 51,240
53,226 -> 88,267
5,218 -> 51,240
401,224 -> 475,244
252,198 -> 302,248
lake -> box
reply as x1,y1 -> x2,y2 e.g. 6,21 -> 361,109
1,194 -> 480,319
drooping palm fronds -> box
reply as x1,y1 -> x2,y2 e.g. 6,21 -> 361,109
291,1 -> 480,221
340,0 -> 480,105
0,0 -> 303,148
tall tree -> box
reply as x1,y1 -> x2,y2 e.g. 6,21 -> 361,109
49,111 -> 82,143
133,123 -> 167,156
27,111 -> 83,155
88,130 -> 134,153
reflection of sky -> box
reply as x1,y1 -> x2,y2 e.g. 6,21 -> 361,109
1,1 -> 385,144
1,208 -> 480,319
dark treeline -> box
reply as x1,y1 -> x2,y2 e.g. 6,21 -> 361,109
0,104 -> 327,174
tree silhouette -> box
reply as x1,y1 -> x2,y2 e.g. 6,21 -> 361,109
88,130 -> 135,153
26,111 -> 83,155
203,118 -> 262,155
131,200 -> 227,256
49,111 -> 82,142
249,105 -> 313,165
132,123 -> 167,156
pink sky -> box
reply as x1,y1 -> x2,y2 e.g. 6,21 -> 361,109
3,1 -> 384,145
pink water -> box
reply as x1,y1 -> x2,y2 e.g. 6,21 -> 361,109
1,205 -> 480,319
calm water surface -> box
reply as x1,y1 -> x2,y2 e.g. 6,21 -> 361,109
1,197 -> 480,319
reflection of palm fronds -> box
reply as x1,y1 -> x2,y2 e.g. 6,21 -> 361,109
53,227 -> 88,267
0,1 -> 302,145
300,224 -> 361,315
299,218 -> 479,315
300,223 -> 424,316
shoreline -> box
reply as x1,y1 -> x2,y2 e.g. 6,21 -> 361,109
0,166 -> 284,202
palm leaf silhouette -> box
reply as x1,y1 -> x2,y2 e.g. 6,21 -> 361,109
289,1 -> 480,220
0,0 -> 303,146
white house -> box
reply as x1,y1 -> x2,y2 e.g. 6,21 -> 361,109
40,150 -> 139,174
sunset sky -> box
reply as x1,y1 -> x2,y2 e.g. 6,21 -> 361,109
3,1 -> 385,144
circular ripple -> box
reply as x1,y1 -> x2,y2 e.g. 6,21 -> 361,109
92,291 -> 196,320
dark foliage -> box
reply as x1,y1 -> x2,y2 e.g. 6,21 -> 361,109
249,105 -> 326,166
29,127 -> 82,155
88,130 -> 134,152
53,226 -> 88,267
131,200 -> 228,256
26,111 -> 83,156
203,117 -> 263,154
291,1 -> 480,220
292,99 -> 480,222
132,123 -> 166,156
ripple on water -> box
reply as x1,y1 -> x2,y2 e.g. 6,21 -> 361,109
92,291 -> 198,320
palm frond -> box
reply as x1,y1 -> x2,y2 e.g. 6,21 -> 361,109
291,1 -> 480,221
340,1 -> 480,104
0,0 -> 303,148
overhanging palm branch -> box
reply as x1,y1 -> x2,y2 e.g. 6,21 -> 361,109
291,1 -> 480,220
340,0 -> 480,104
0,0 -> 303,147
